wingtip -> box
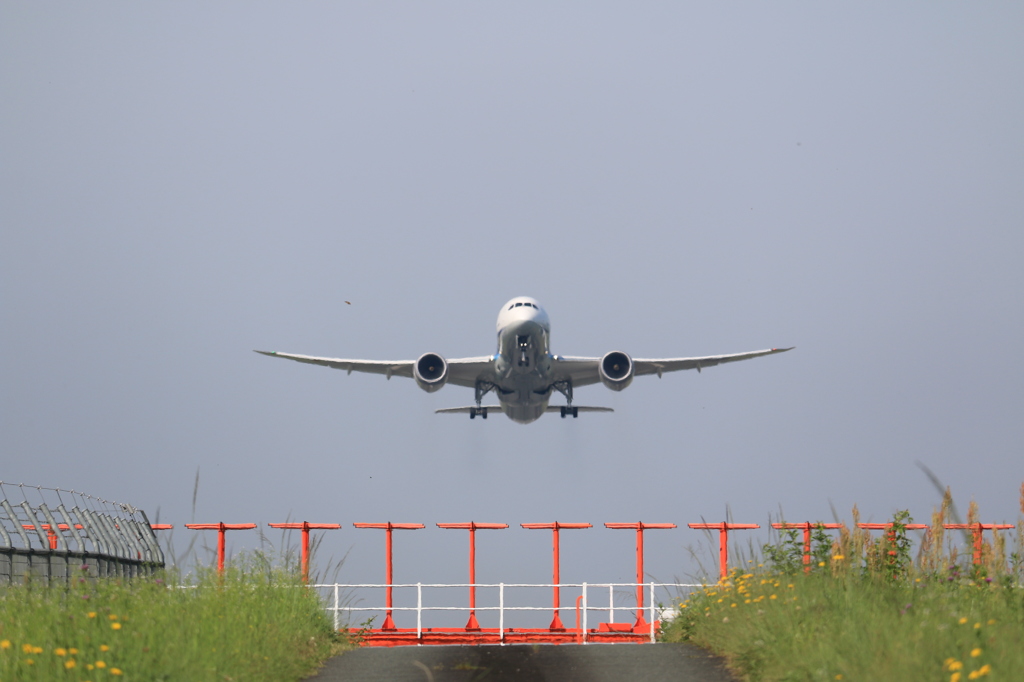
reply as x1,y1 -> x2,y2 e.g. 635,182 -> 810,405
254,350 -> 276,356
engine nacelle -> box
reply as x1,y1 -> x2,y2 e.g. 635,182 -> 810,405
599,350 -> 634,391
413,352 -> 448,393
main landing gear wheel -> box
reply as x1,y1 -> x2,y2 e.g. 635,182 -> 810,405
470,407 -> 487,419
560,406 -> 579,418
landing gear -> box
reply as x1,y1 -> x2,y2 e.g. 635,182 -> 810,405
474,380 -> 497,406
469,407 -> 488,420
553,380 -> 576,418
517,335 -> 530,367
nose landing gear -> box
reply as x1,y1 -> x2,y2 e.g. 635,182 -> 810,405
517,335 -> 531,367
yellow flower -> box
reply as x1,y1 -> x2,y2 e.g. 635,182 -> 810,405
836,676 -> 843,680
111,622 -> 122,630
25,658 -> 35,665
69,648 -> 78,655
22,644 -> 34,654
978,664 -> 991,675
65,659 -> 77,669
87,663 -> 95,670
973,622 -> 981,629
970,648 -> 982,658
949,661 -> 964,671
87,612 -> 97,618
110,668 -> 123,675
0,639 -> 10,649
108,614 -> 118,621
958,617 -> 968,625
731,603 -> 737,608
770,594 -> 777,600
32,646 -> 43,654
95,661 -> 107,669
55,648 -> 67,656
818,561 -> 826,567
99,645 -> 109,652
987,619 -> 996,625
951,673 -> 961,682
832,555 -> 844,561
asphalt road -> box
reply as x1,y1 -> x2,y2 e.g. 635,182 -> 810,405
305,643 -> 737,682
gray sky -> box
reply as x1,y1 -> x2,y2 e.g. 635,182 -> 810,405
2,3 -> 1022,622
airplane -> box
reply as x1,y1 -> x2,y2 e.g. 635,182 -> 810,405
255,296 -> 792,424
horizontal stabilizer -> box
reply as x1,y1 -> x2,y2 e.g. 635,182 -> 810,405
544,405 -> 613,413
435,405 -> 503,414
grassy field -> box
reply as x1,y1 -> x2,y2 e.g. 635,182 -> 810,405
0,557 -> 350,682
663,492 -> 1024,681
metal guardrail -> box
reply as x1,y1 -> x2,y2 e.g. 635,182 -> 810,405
312,581 -> 700,644
0,482 -> 165,583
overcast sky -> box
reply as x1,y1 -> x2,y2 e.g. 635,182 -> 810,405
3,3 -> 1022,625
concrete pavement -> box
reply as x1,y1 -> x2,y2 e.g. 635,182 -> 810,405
305,643 -> 737,681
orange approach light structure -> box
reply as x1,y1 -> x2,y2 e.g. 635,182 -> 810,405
353,522 -> 425,629
604,522 -> 676,628
436,522 -> 509,629
183,523 -> 257,573
268,522 -> 342,582
521,522 -> 592,629
771,522 -> 846,573
687,522 -> 761,580
941,523 -> 1015,565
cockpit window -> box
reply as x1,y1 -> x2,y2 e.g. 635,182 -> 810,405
514,302 -> 522,307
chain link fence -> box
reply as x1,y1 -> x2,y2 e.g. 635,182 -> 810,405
0,482 -> 164,583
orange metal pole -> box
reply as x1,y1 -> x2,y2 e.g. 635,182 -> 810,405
437,522 -> 508,630
605,522 -> 676,627
637,526 -> 645,624
687,523 -> 760,580
522,522 -> 591,629
268,522 -> 342,582
184,523 -> 257,573
942,523 -> 1014,566
352,523 -> 423,630
772,523 -> 845,573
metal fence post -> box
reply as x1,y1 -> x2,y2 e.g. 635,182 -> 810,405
333,584 -> 340,631
499,582 -> 505,644
416,582 -> 422,642
582,582 -> 588,644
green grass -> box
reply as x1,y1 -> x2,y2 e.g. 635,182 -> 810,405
662,497 -> 1024,682
0,558 -> 351,681
662,569 -> 1023,681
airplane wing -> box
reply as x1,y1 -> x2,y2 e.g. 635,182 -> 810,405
253,350 -> 494,387
552,347 -> 793,387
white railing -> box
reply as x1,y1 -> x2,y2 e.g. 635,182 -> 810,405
311,582 -> 701,644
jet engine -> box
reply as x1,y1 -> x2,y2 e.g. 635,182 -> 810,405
413,352 -> 448,393
598,350 -> 634,391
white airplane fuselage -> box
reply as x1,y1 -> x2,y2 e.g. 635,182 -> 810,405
492,296 -> 555,423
